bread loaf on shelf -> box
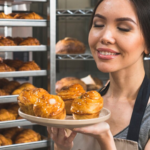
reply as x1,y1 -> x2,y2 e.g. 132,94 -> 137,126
56,37 -> 86,54
0,62 -> 16,72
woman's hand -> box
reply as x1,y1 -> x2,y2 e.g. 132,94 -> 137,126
47,127 -> 77,150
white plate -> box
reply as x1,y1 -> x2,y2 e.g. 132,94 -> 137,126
18,108 -> 111,128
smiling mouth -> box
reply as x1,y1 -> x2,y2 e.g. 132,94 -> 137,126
97,51 -> 120,55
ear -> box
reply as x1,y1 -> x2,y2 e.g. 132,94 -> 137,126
144,49 -> 149,55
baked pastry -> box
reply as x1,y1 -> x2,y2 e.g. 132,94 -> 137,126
0,134 -> 12,146
12,82 -> 35,95
14,129 -> 41,144
18,61 -> 41,71
3,81 -> 20,94
0,89 -> 9,96
56,77 -> 87,93
57,84 -> 85,115
0,13 -> 14,19
3,59 -> 24,70
17,88 -> 49,115
56,37 -> 86,54
18,12 -> 43,19
0,78 -> 9,88
7,103 -> 19,118
19,37 -> 40,46
0,62 -> 15,72
0,37 -> 16,46
13,37 -> 24,45
2,127 -> 23,139
0,109 -> 16,121
71,91 -> 103,119
33,94 -> 66,119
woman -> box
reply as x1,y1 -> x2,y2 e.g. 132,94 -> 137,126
48,0 -> 150,149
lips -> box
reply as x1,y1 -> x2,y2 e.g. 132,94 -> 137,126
96,48 -> 120,60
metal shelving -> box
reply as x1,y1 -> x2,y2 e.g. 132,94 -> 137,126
56,9 -> 93,16
0,139 -> 49,150
0,19 -> 47,27
0,95 -> 18,103
0,70 -> 47,77
0,45 -> 47,52
0,119 -> 36,129
56,54 -> 93,60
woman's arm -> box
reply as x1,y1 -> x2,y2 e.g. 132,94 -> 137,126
144,139 -> 150,150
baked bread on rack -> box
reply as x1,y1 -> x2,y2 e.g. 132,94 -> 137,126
12,37 -> 24,45
19,37 -> 40,46
0,12 -> 14,19
33,94 -> 66,119
12,82 -> 35,95
0,109 -> 16,121
0,62 -> 16,72
17,88 -> 49,115
3,59 -> 24,70
0,78 -> 9,88
14,129 -> 41,144
2,81 -> 20,94
0,134 -> 12,146
18,12 -> 43,19
7,103 -> 20,118
71,91 -> 103,119
56,77 -> 87,93
57,84 -> 85,115
0,37 -> 16,46
0,90 -> 9,96
56,37 -> 86,54
18,61 -> 41,71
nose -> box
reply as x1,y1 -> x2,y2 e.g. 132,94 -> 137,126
100,28 -> 115,45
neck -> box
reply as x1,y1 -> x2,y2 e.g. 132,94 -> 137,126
107,60 -> 145,101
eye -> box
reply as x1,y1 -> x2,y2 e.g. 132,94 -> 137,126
93,24 -> 104,28
117,27 -> 130,32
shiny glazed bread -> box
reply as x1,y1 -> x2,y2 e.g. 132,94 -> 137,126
17,88 -> 49,115
56,37 -> 86,54
0,134 -> 12,146
71,90 -> 103,119
12,82 -> 35,95
19,37 -> 40,46
57,84 -> 86,115
33,94 -> 66,119
56,77 -> 87,93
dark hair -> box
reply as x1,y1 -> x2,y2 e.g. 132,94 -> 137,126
90,0 -> 150,55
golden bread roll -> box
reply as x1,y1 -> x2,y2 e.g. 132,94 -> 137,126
33,94 -> 66,119
7,103 -> 19,118
0,38 -> 16,46
0,134 -> 12,146
13,37 -> 24,45
0,78 -> 9,88
18,61 -> 41,71
12,82 -> 35,95
0,89 -> 9,96
56,77 -> 87,93
0,13 -> 14,19
3,59 -> 24,70
71,91 -> 103,119
0,109 -> 16,121
2,127 -> 23,139
18,12 -> 43,19
3,81 -> 20,94
56,37 -> 86,54
14,129 -> 41,144
57,84 -> 85,115
17,88 -> 49,115
0,63 -> 16,72
19,37 -> 40,46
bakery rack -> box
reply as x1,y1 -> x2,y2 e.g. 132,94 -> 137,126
0,0 -> 56,149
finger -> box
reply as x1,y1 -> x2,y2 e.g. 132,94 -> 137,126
57,128 -> 66,142
65,131 -> 77,144
47,127 -> 53,138
52,127 -> 59,140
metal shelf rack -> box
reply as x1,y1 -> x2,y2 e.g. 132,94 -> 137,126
0,70 -> 47,77
0,19 -> 47,27
0,45 -> 47,52
0,139 -> 49,150
56,9 -> 93,16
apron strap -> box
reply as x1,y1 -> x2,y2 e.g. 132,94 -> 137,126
127,74 -> 150,142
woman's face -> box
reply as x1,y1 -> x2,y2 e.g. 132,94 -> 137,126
89,0 -> 146,73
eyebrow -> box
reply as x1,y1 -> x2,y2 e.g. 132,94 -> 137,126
94,14 -> 137,25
